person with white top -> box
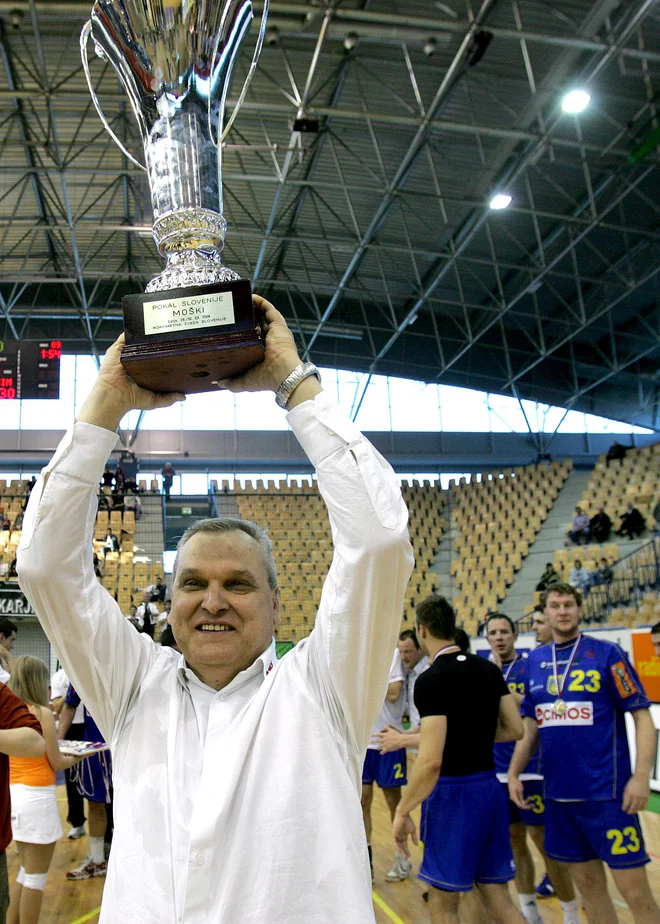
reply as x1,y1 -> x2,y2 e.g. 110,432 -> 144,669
17,297 -> 413,924
361,648 -> 408,884
0,621 -> 17,685
134,593 -> 159,638
50,667 -> 86,839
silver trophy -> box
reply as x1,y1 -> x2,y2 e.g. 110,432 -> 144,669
80,0 -> 269,393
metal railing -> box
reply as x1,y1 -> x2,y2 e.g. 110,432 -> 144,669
578,536 -> 660,623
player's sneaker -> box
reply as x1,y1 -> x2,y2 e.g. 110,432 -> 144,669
66,857 -> 107,880
385,854 -> 412,882
67,825 -> 85,839
536,874 -> 555,899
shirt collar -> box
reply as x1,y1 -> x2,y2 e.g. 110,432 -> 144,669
176,637 -> 278,695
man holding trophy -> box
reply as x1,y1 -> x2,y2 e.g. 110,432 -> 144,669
18,10 -> 414,923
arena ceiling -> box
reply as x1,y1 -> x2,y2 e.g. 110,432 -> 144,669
0,0 -> 659,430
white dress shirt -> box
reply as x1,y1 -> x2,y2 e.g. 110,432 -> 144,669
368,649 -> 405,748
51,668 -> 84,724
406,655 -> 429,729
18,391 -> 413,924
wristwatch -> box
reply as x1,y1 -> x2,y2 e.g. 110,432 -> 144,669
275,362 -> 321,409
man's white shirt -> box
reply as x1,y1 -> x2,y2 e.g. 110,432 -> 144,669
51,668 -> 84,724
406,654 -> 429,729
368,648 -> 406,749
18,391 -> 413,924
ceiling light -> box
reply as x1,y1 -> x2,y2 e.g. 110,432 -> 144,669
561,89 -> 591,114
489,193 -> 512,211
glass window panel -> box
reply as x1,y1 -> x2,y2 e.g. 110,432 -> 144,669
353,375 -> 391,431
73,356 -> 100,416
235,391 -> 288,431
557,411 -> 589,433
318,368 -> 340,405
180,474 -> 209,494
19,354 -> 76,430
390,378 -> 441,432
440,473 -> 471,489
0,400 -> 20,430
487,394 -> 524,432
182,390 -> 236,430
140,403 -> 184,430
440,386 -> 489,431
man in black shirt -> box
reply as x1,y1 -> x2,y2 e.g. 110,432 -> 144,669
392,595 -> 526,924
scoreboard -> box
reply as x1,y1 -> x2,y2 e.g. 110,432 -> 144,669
0,341 -> 61,400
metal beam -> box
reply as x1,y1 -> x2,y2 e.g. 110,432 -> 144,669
351,0 -> 660,379
302,0 -> 501,357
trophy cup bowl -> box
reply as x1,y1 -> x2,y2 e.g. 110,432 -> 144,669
82,0 -> 269,394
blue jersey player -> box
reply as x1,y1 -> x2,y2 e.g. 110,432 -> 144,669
486,614 -> 578,924
509,583 -> 660,924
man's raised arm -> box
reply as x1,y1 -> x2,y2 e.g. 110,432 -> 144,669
217,300 -> 414,755
17,335 -> 185,741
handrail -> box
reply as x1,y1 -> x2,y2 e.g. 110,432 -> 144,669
576,535 -> 660,623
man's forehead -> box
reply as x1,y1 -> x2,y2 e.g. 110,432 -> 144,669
178,530 -> 265,571
487,620 -> 512,633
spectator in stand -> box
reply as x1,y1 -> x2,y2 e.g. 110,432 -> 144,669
535,563 -> 560,593
21,478 -> 36,512
12,515 -> 23,532
8,657 -> 86,924
0,621 -> 17,684
569,560 -> 589,589
653,501 -> 660,534
135,593 -> 159,639
0,683 -> 45,924
102,529 -> 120,558
113,467 -> 125,495
568,508 -> 590,545
5,562 -> 16,583
161,463 -> 175,497
617,505 -> 646,540
591,558 -> 613,587
123,491 -> 141,521
0,514 -> 9,533
50,666 -> 86,840
157,600 -> 171,639
606,441 -> 628,466
100,468 -> 114,489
589,507 -> 612,544
650,623 -> 660,659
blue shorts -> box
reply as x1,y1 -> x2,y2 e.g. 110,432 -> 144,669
74,751 -> 113,805
504,780 -> 545,828
420,771 -> 516,891
545,800 -> 650,869
362,748 -> 407,789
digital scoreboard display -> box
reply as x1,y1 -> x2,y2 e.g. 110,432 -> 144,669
0,341 -> 61,400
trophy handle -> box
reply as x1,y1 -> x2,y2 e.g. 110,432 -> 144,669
80,21 -> 147,172
209,0 -> 271,147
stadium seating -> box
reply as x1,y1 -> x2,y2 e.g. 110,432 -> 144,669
577,443 -> 660,531
448,461 -> 572,636
231,479 -> 446,642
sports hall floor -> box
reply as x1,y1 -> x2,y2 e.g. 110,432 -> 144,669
14,783 -> 660,923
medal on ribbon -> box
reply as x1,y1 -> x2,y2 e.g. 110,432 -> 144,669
552,636 -> 581,715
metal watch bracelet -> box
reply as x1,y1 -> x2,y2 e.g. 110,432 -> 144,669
275,362 -> 321,409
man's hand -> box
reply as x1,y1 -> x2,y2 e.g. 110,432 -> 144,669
217,296 -> 304,395
77,334 -> 186,432
392,811 -> 417,860
375,726 -> 405,754
508,775 -> 531,810
622,774 -> 650,815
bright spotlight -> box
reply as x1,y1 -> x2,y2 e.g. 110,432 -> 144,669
562,89 -> 591,114
489,193 -> 512,211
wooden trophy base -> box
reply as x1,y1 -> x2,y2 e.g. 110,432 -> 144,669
120,278 -> 264,395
